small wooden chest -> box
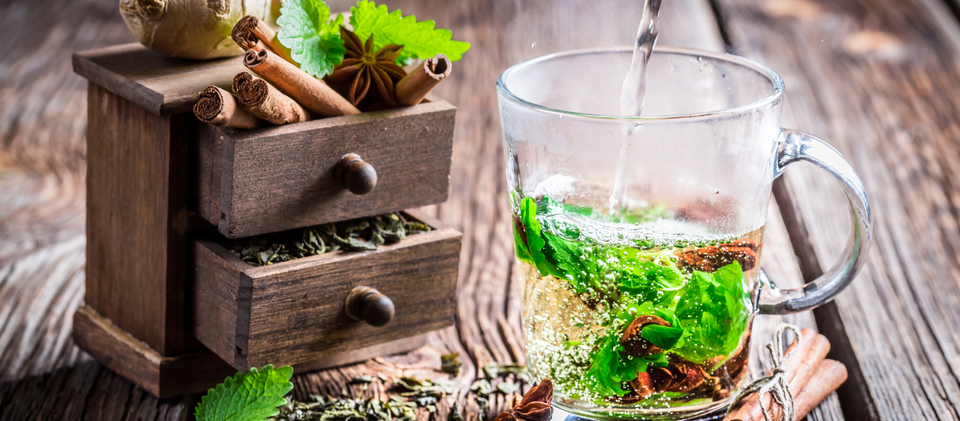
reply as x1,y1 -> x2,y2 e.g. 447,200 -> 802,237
72,44 -> 462,398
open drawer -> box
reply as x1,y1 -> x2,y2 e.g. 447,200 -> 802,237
191,210 -> 461,370
193,99 -> 457,239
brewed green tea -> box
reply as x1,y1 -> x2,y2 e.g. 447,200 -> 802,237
513,195 -> 759,410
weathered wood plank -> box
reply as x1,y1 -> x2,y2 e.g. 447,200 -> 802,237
714,0 -> 960,418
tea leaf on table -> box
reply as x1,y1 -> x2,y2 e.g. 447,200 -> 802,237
497,382 -> 520,395
441,352 -> 463,376
195,364 -> 293,421
471,379 -> 492,396
483,362 -> 533,383
351,375 -> 375,384
395,376 -> 453,398
277,0 -> 346,77
449,402 -> 464,421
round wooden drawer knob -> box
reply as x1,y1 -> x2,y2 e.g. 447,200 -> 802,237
345,286 -> 394,327
335,153 -> 377,195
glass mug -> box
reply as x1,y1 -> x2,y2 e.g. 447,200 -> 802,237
496,47 -> 871,420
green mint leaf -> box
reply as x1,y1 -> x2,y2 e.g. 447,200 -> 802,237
277,0 -> 345,77
672,263 -> 750,364
195,365 -> 294,421
641,324 -> 684,350
349,1 -> 470,63
519,197 -> 562,277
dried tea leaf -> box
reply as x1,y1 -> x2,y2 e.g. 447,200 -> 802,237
483,363 -> 532,383
449,402 -> 464,421
352,375 -> 375,384
441,352 -> 463,376
396,376 -> 423,390
471,379 -> 492,396
497,382 -> 520,395
227,212 -> 431,267
416,396 -> 437,407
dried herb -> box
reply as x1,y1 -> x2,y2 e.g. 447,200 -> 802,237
449,402 -> 464,421
269,394 -> 418,421
475,397 -> 490,421
394,376 -> 455,398
326,26 -> 406,106
441,353 -> 463,376
228,212 -> 430,267
482,363 -> 533,383
492,379 -> 553,421
497,382 -> 520,395
470,379 -> 492,396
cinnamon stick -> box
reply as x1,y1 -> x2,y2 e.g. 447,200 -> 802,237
794,359 -> 848,419
193,86 -> 261,129
395,53 -> 452,106
232,72 -> 311,125
232,15 -> 295,65
724,329 -> 831,421
244,49 -> 360,117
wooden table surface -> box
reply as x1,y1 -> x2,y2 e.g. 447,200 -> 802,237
3,0 -> 960,419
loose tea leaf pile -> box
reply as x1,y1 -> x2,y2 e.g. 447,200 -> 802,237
269,394 -> 420,421
227,212 -> 431,266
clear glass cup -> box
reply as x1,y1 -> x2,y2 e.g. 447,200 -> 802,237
496,47 -> 871,420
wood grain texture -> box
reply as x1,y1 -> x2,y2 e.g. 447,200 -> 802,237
73,305 -> 236,398
714,0 -> 960,418
193,210 -> 462,369
73,43 -> 244,116
85,83 -> 195,356
2,0 -> 950,418
193,100 -> 457,238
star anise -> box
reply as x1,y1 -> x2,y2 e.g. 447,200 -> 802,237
493,379 -> 553,421
326,26 -> 407,106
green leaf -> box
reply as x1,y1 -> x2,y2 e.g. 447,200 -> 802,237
672,263 -> 751,364
349,1 -> 471,63
277,0 -> 346,77
195,365 -> 294,421
641,324 -> 684,350
519,197 -> 563,278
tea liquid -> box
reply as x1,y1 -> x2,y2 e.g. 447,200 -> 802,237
514,195 -> 760,410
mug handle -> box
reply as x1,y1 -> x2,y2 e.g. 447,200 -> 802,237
757,129 -> 873,314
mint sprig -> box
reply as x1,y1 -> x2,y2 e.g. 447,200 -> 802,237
195,365 -> 294,421
349,1 -> 471,64
277,0 -> 346,78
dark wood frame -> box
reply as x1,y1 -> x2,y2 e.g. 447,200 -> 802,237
72,44 -> 462,398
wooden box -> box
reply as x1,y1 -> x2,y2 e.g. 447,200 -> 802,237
71,44 -> 462,398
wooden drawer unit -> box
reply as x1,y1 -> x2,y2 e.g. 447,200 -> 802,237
192,211 -> 461,370
195,101 -> 456,239
72,44 -> 464,397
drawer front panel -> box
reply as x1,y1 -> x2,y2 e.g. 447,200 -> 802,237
192,213 -> 461,369
195,100 -> 456,239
